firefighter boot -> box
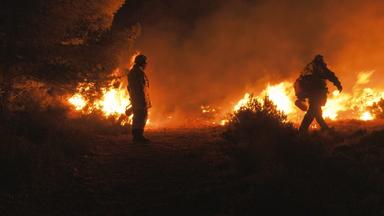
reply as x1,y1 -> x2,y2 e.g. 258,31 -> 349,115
132,129 -> 150,144
138,129 -> 151,144
132,129 -> 141,144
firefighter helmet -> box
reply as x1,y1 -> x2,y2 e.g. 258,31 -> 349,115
134,54 -> 147,65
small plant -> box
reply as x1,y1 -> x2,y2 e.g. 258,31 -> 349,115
223,96 -> 296,146
222,96 -> 315,173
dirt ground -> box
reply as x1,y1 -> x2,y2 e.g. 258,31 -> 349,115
77,128 -> 231,215
2,122 -> 384,215
3,127 -> 237,215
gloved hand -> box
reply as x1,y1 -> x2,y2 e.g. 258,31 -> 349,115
337,85 -> 343,93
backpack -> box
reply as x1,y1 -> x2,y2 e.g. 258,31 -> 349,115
294,75 -> 317,100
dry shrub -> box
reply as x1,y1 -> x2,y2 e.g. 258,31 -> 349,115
223,96 -> 324,173
221,98 -> 384,214
223,96 -> 295,144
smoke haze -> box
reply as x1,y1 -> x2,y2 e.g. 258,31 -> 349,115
116,0 -> 384,124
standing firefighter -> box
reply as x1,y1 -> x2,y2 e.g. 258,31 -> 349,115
127,54 -> 151,144
294,55 -> 342,133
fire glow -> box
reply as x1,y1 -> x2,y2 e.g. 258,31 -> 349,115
67,70 -> 132,125
68,94 -> 87,111
229,71 -> 384,123
67,69 -> 384,127
67,53 -> 144,126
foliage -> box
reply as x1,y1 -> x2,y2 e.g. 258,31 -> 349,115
222,96 -> 328,173
222,96 -> 384,214
0,0 -> 139,113
1,0 -> 125,46
223,96 -> 296,147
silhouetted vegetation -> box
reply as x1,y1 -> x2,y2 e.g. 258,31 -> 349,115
224,96 -> 295,143
223,96 -> 324,172
0,0 -> 139,114
1,1 -> 384,215
1,104 -> 384,215
221,96 -> 384,215
368,98 -> 384,119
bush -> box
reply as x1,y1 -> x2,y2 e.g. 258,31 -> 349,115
221,97 -> 384,214
222,96 -> 324,173
223,96 -> 296,145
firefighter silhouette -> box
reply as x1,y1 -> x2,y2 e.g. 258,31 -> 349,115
294,55 -> 342,133
127,54 -> 151,144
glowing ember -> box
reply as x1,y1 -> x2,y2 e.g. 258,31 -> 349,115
201,105 -> 216,114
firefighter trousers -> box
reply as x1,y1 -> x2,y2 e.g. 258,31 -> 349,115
299,94 -> 329,132
132,108 -> 148,130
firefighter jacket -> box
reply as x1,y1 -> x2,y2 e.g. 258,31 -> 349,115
300,60 -> 342,94
127,65 -> 151,110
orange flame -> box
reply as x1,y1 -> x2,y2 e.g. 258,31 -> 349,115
67,69 -> 134,126
226,71 -> 384,124
68,94 -> 87,111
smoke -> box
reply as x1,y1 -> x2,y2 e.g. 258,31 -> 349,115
117,0 -> 384,125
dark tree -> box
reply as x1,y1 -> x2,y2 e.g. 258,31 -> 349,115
0,0 -> 139,112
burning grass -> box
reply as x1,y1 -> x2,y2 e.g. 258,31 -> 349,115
63,69 -> 384,128
216,71 -> 384,127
